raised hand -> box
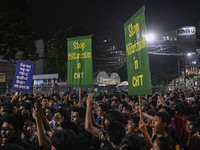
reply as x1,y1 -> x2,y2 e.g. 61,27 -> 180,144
86,93 -> 94,109
32,104 -> 40,121
139,120 -> 148,133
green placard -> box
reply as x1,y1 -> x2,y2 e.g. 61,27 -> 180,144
67,35 -> 93,87
124,6 -> 152,95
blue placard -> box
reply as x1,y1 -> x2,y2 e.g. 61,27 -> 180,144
12,61 -> 35,92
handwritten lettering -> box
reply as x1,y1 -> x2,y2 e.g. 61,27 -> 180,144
132,74 -> 143,87
68,52 -> 91,60
20,68 -> 31,72
19,72 -> 28,76
128,23 -> 139,38
74,72 -> 84,79
73,42 -> 85,50
16,76 -> 28,80
20,63 -> 31,68
126,39 -> 147,56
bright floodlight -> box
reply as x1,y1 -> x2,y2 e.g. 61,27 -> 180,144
192,61 -> 196,64
146,33 -> 155,42
187,53 -> 192,56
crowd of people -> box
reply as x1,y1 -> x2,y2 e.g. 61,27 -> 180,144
0,88 -> 200,150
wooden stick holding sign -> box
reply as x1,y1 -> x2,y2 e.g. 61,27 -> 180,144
139,95 -> 143,121
139,95 -> 153,148
79,88 -> 82,106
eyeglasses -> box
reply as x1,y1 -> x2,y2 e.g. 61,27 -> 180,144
1,127 -> 15,132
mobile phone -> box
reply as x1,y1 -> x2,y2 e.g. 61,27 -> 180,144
155,92 -> 159,95
15,92 -> 18,96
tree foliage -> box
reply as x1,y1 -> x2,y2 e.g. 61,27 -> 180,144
0,0 -> 38,61
44,25 -> 90,81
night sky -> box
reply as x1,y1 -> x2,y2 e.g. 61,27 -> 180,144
30,0 -> 200,41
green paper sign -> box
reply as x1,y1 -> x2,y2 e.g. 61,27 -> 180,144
67,35 -> 93,87
124,6 -> 152,95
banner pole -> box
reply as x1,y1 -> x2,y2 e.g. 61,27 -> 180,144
139,95 -> 143,121
79,87 -> 81,103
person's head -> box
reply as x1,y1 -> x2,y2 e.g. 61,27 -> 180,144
19,102 -> 31,116
104,109 -> 125,127
172,104 -> 182,116
122,104 -> 132,115
22,115 -> 36,138
150,100 -> 157,108
126,115 -> 140,135
96,103 -> 108,118
107,121 -> 126,147
2,103 -> 15,114
181,106 -> 195,118
56,121 -> 79,134
153,137 -> 176,150
186,97 -> 195,105
152,112 -> 171,134
159,106 -> 175,120
112,95 -> 118,100
45,107 -> 55,121
185,115 -> 197,135
120,134 -> 145,150
67,101 -> 74,108
82,95 -> 87,102
52,94 -> 59,102
71,107 -> 86,126
111,100 -> 118,109
49,99 -> 56,108
25,97 -> 36,105
41,97 -> 48,108
1,114 -> 24,144
146,110 -> 156,127
141,100 -> 148,112
1,109 -> 12,117
124,96 -> 129,103
134,101 -> 139,111
51,129 -> 79,150
118,101 -> 126,112
54,108 -> 69,124
159,106 -> 170,113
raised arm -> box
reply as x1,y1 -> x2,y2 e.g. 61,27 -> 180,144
143,112 -> 154,120
157,96 -> 167,106
85,94 -> 102,138
36,104 -> 54,137
32,104 -> 52,150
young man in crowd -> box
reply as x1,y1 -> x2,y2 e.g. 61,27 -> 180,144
45,106 -> 56,130
0,114 -> 34,149
22,115 -> 38,146
184,115 -> 200,150
41,97 -> 48,109
106,121 -> 126,148
71,107 -> 93,150
126,114 -> 142,136
85,94 -> 125,148
148,111 -> 171,147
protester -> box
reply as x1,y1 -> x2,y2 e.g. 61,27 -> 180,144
0,88 -> 200,150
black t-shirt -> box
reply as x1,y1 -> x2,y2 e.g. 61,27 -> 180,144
167,125 -> 184,149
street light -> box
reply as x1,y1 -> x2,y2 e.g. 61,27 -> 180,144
145,33 -> 156,42
187,53 -> 192,56
192,61 -> 196,65
187,52 -> 195,57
